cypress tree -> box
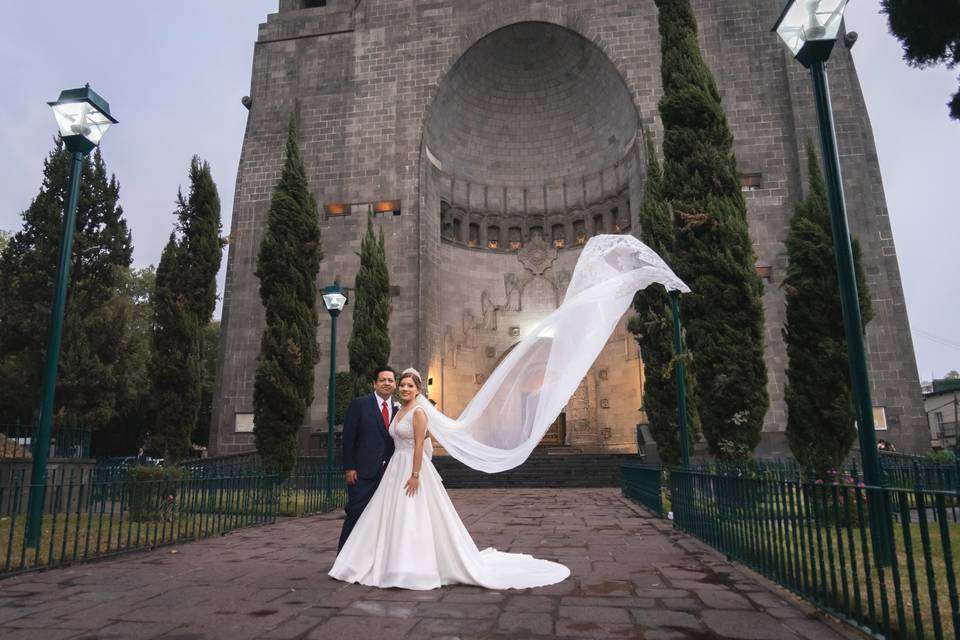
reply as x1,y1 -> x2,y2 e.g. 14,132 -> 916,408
348,215 -> 392,394
253,119 -> 322,477
0,142 -> 132,428
149,158 -> 223,461
628,132 -> 699,465
784,142 -> 873,475
655,0 -> 768,460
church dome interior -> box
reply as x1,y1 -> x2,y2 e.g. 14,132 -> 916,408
423,22 -> 642,251
425,22 -> 638,188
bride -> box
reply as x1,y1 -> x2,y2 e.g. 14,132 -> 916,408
328,234 -> 689,590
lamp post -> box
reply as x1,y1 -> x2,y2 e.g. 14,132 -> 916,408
773,0 -> 882,489
25,85 -> 117,548
669,290 -> 690,468
773,1 -> 893,564
321,284 -> 347,507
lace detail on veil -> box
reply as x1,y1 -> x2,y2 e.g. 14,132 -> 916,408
419,234 -> 689,473
565,234 -> 689,300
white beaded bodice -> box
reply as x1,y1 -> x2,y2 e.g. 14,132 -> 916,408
390,406 -> 432,456
390,407 -> 418,450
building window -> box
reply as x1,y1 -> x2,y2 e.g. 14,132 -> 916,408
573,220 -> 586,244
740,173 -> 762,191
234,413 -> 255,433
453,218 -> 463,243
324,203 -> 350,218
440,201 -> 452,239
873,406 -> 888,431
468,223 -> 480,247
304,0 -> 327,7
487,225 -> 500,249
529,225 -> 543,241
509,227 -> 522,250
593,213 -> 605,234
372,199 -> 401,217
552,224 -> 565,249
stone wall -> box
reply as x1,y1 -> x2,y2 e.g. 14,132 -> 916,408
210,0 -> 927,457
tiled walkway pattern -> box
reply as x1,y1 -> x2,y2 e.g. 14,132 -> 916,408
0,489 -> 861,639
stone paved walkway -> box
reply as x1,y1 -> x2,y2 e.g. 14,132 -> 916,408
0,488 -> 863,640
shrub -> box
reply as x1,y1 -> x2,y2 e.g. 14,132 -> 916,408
126,465 -> 185,522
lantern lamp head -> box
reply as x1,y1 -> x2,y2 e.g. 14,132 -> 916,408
773,0 -> 849,68
48,84 -> 118,154
322,285 -> 348,316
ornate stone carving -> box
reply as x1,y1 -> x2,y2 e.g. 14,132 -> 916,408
503,273 -> 522,311
479,290 -> 497,330
517,233 -> 557,276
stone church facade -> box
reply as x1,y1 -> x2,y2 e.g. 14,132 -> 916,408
209,0 -> 928,458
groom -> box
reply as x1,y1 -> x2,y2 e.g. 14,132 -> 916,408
337,366 -> 398,552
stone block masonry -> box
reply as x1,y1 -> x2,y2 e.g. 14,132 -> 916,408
209,0 -> 927,457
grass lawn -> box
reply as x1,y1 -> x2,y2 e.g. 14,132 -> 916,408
277,488 -> 346,516
0,510 -> 252,574
0,485 -> 344,576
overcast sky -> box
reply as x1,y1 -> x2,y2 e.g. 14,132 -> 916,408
1,1 -> 957,380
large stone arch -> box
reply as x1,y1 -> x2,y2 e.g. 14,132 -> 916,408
418,20 -> 646,452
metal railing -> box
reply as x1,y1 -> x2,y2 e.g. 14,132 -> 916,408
621,462 -> 663,516
0,461 -> 348,578
0,422 -> 92,460
670,467 -> 960,640
684,456 -> 960,493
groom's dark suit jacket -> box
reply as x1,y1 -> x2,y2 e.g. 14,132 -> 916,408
338,393 -> 399,551
341,393 -> 397,478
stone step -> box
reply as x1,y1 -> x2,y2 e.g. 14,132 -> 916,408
431,452 -> 640,488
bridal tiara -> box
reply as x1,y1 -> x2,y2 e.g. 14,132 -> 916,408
401,367 -> 422,385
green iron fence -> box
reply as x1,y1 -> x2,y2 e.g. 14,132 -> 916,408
621,462 -> 663,516
0,421 -> 92,460
0,461 -> 348,578
686,456 -> 960,493
670,467 -> 960,640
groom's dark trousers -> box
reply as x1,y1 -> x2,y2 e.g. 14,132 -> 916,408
338,393 -> 396,552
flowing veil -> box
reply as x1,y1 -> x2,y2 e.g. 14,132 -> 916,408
416,234 -> 689,473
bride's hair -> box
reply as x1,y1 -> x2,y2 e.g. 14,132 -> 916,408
399,368 -> 422,389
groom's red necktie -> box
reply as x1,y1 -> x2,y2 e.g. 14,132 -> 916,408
381,400 -> 390,431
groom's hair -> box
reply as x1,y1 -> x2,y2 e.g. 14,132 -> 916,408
371,366 -> 396,382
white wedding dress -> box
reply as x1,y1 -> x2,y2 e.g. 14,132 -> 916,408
328,407 -> 571,590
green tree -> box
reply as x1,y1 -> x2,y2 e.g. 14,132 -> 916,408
784,143 -> 873,475
194,320 -> 221,449
149,157 -> 223,461
0,141 -> 132,429
655,0 -> 768,460
348,215 -> 392,396
628,132 -> 699,465
0,231 -> 10,253
96,266 -> 156,456
882,0 -> 960,121
253,119 -> 322,477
